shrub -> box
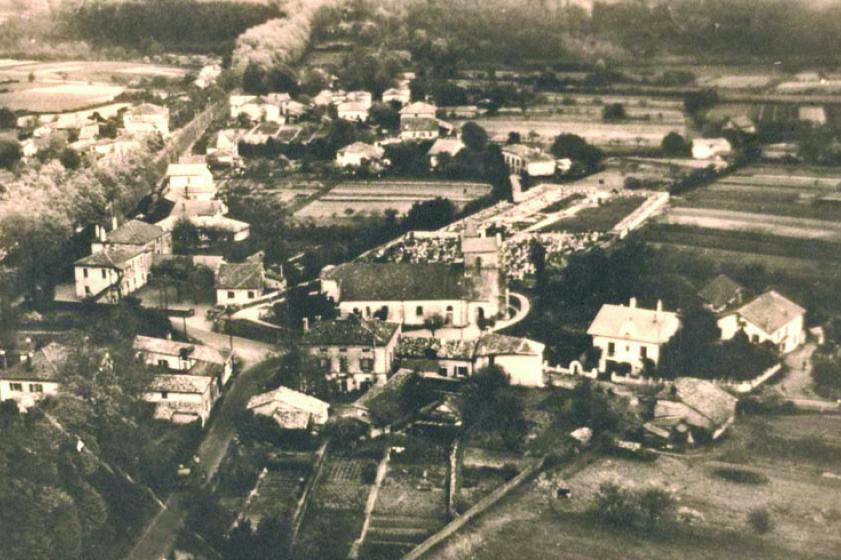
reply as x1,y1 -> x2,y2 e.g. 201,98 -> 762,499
748,507 -> 773,534
713,467 -> 768,485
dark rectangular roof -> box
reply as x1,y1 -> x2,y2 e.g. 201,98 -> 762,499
106,219 -> 165,246
325,263 -> 471,302
699,274 -> 744,310
217,262 -> 264,290
0,342 -> 68,382
302,319 -> 400,347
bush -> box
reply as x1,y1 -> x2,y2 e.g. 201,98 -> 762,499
591,482 -> 675,529
361,460 -> 379,484
748,507 -> 773,534
713,467 -> 768,485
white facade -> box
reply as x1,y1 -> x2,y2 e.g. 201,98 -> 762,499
336,143 -> 384,167
337,102 -> 369,122
335,298 -> 497,327
216,287 -> 260,306
123,105 -> 170,137
143,380 -> 214,425
382,88 -> 411,106
502,145 -> 556,177
0,379 -> 60,409
74,250 -> 153,301
166,164 -> 216,201
718,310 -> 805,354
692,138 -> 732,160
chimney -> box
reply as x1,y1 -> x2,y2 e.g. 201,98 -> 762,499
302,317 -> 310,332
629,297 -> 637,308
25,352 -> 34,371
111,215 -> 119,231
166,331 -> 172,340
0,350 -> 6,370
657,299 -> 663,312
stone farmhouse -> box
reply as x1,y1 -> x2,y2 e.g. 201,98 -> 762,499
123,103 -> 170,137
165,158 -> 216,202
0,342 -> 68,409
216,261 -> 266,306
301,318 -> 401,392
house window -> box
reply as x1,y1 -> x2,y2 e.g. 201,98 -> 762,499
607,342 -> 615,357
29,383 -> 44,393
9,382 -> 22,392
84,287 -> 92,296
456,366 -> 469,377
227,291 -> 235,299
158,359 -> 168,368
248,291 -> 255,299
438,367 -> 448,377
339,357 -> 349,373
161,391 -> 169,400
640,346 -> 648,360
101,269 -> 107,279
360,358 -> 374,372
416,306 -> 424,317
83,268 -> 88,278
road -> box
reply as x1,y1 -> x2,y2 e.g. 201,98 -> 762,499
126,319 -> 279,560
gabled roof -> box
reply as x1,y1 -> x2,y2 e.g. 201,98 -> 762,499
427,137 -> 465,157
129,103 -> 168,116
401,117 -> 439,132
134,335 -> 230,365
0,342 -> 68,381
699,274 -> 744,310
474,334 -> 543,357
166,162 -> 210,177
324,263 -> 472,302
461,235 -> 498,254
338,142 -> 384,159
501,143 -> 554,162
736,290 -> 805,334
692,137 -> 732,151
105,219 -> 164,245
401,101 -> 437,115
247,386 -> 329,416
75,247 -> 146,268
302,319 -> 400,347
148,373 -> 212,394
217,262 -> 264,290
587,301 -> 680,344
655,377 -> 737,432
337,101 -> 368,113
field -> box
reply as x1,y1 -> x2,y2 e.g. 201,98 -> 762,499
240,461 -> 310,527
540,196 -> 647,233
648,164 -> 841,278
469,116 -> 685,148
294,454 -> 373,560
427,414 -> 841,560
0,59 -> 187,113
294,180 -> 492,222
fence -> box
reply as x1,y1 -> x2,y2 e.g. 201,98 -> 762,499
150,100 -> 227,181
613,191 -> 670,237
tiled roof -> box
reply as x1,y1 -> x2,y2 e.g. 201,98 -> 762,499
148,373 -> 212,394
461,235 -> 498,254
302,319 -> 400,347
130,103 -> 168,115
324,263 -> 472,302
105,219 -> 164,245
75,247 -> 145,268
397,334 -> 541,360
401,117 -> 439,132
247,386 -> 329,416
166,162 -> 210,177
587,301 -> 681,344
134,335 -> 229,365
427,137 -> 465,157
736,290 -> 805,335
217,262 -> 264,290
699,274 -> 743,310
338,142 -> 384,158
338,102 -> 368,113
0,342 -> 68,381
401,101 -> 437,115
474,334 -> 542,357
655,377 -> 737,432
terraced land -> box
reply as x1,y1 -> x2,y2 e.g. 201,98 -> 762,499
294,455 -> 372,560
540,195 -> 647,233
648,164 -> 841,278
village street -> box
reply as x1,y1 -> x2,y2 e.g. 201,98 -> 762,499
126,316 -> 280,560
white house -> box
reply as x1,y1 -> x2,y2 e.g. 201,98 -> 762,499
301,318 -> 401,392
397,333 -> 545,387
337,101 -> 369,122
134,335 -> 234,388
247,386 -> 330,429
346,91 -> 373,109
382,87 -> 411,106
195,64 -> 222,89
123,103 -> 170,137
207,129 -> 241,166
165,160 -> 216,202
587,298 -> 681,373
229,95 -> 257,119
691,137 -> 732,160
0,342 -> 67,409
400,101 -> 437,120
501,144 -> 557,177
242,121 -> 282,145
336,142 -> 385,168
143,374 -> 215,425
717,290 -> 806,354
427,137 -> 465,168
400,117 -> 440,141
216,261 -> 265,306
76,219 -> 171,301
93,135 -> 142,161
